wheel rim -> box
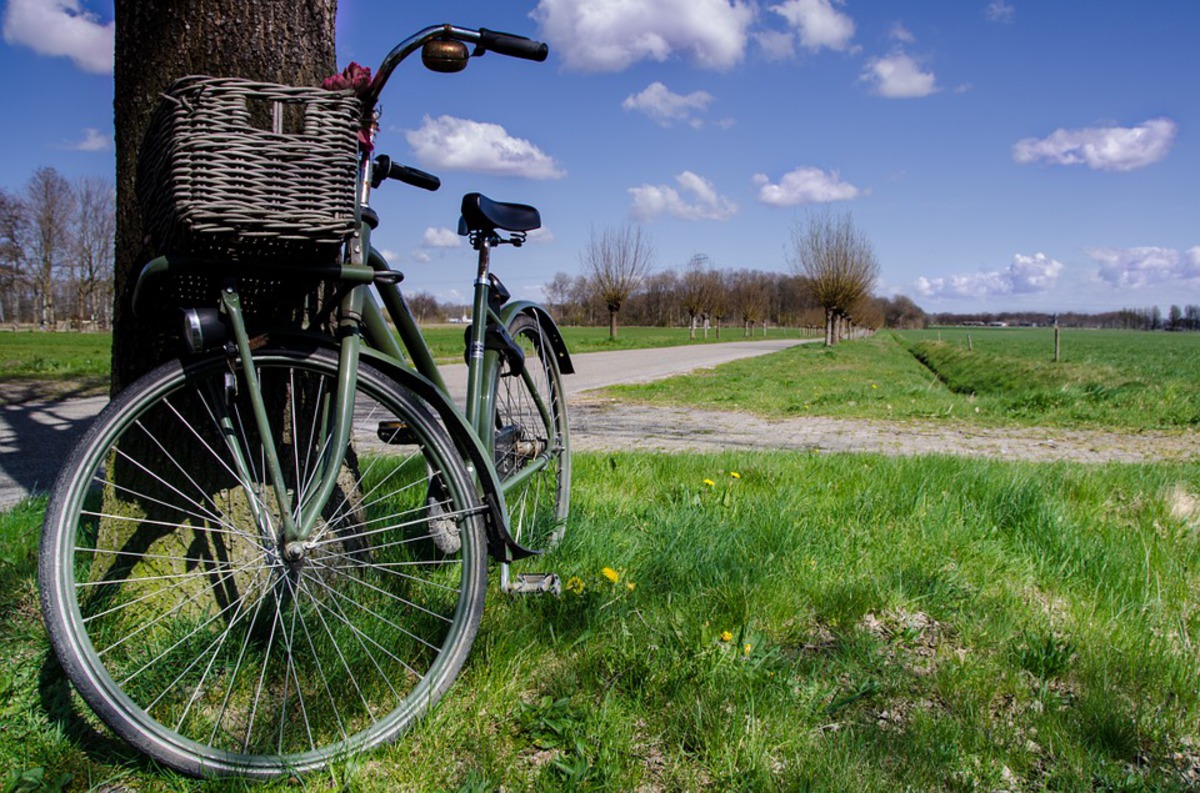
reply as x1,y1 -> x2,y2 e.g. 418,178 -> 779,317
43,351 -> 485,775
493,317 -> 570,553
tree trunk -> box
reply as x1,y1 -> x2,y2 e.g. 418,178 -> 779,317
112,0 -> 338,392
608,309 -> 618,339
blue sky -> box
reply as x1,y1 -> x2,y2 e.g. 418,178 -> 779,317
3,0 -> 1198,315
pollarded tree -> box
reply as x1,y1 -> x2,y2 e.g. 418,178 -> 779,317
112,0 -> 338,390
788,209 -> 879,346
681,253 -> 716,339
583,224 -> 654,340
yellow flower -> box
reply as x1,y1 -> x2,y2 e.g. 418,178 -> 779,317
601,567 -> 620,584
720,630 -> 733,642
744,643 -> 752,655
871,384 -> 878,389
730,471 -> 741,479
703,478 -> 716,487
565,576 -> 584,595
626,582 -> 636,591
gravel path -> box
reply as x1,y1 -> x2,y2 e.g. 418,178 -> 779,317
570,398 -> 1199,464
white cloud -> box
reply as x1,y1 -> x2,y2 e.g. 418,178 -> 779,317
755,29 -> 795,61
622,82 -> 715,128
406,115 -> 565,180
1013,118 -> 1177,172
985,1 -> 1015,23
889,23 -> 915,44
421,227 -> 461,248
915,253 -> 1063,299
862,51 -> 938,98
770,0 -> 855,53
1088,246 -> 1200,289
3,0 -> 112,74
532,0 -> 754,72
62,127 -> 110,151
629,171 -> 738,221
753,167 -> 861,205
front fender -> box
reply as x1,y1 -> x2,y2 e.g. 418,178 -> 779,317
498,300 -> 575,375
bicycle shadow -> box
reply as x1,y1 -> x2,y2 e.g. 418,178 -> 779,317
0,381 -> 107,507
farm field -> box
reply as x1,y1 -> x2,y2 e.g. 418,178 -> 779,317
2,452 -> 1198,790
606,329 -> 1200,431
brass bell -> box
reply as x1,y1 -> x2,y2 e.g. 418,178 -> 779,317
422,39 -> 470,73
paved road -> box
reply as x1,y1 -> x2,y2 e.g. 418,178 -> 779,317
0,338 -> 810,508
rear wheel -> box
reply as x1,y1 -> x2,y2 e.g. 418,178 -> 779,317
40,346 -> 487,777
490,313 -> 570,555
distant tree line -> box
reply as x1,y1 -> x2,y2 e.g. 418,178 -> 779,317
403,267 -> 926,336
0,166 -> 115,330
930,305 -> 1200,331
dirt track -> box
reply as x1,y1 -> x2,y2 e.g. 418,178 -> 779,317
571,398 -> 1198,464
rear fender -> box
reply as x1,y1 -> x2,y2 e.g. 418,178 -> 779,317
358,346 -> 538,563
497,300 -> 574,375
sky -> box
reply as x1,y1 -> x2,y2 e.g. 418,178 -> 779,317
2,0 -> 1198,315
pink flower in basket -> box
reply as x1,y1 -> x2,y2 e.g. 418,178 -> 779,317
322,62 -> 372,96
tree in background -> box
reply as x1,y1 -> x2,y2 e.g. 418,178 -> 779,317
0,189 -> 27,328
73,177 -> 116,329
112,0 -> 338,391
583,224 -> 654,339
681,253 -> 716,339
26,167 -> 75,330
788,210 -> 879,346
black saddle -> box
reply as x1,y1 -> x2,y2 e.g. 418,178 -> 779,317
458,192 -> 541,236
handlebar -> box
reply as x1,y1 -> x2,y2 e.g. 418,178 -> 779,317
367,24 -> 548,106
478,28 -> 549,62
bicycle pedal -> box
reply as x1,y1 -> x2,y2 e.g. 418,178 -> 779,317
376,419 -> 418,445
503,573 -> 561,596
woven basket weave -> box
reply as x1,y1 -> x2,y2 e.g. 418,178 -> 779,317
137,76 -> 361,262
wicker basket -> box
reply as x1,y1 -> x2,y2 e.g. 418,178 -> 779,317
137,76 -> 361,262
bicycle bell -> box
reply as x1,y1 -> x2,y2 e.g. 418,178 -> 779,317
422,39 -> 469,73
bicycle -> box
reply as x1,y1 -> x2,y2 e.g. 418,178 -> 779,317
39,24 -> 569,778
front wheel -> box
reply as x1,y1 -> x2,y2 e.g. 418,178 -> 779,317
490,313 -> 571,555
39,346 -> 488,777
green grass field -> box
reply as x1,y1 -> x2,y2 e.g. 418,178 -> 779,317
4,325 -> 1199,789
0,331 -> 112,380
606,329 -> 1200,431
3,453 -> 1199,790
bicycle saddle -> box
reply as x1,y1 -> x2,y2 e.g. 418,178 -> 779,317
458,192 -> 541,235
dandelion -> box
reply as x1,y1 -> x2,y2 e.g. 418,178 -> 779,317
871,384 -> 878,389
626,582 -> 636,591
565,576 -> 584,595
703,478 -> 715,487
601,567 -> 620,584
720,630 -> 733,642
730,471 -> 741,479
744,643 -> 752,655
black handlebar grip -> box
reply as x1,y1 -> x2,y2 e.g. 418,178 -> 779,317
478,28 -> 549,62
372,156 -> 441,191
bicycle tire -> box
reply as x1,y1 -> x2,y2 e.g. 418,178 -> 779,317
40,345 -> 487,777
490,313 -> 570,554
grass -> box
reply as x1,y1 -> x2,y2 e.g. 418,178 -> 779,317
604,330 -> 1200,431
3,452 -> 1200,790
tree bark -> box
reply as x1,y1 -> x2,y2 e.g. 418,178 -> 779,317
112,0 -> 338,392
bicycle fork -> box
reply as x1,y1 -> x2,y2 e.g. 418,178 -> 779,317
216,283 -> 364,561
